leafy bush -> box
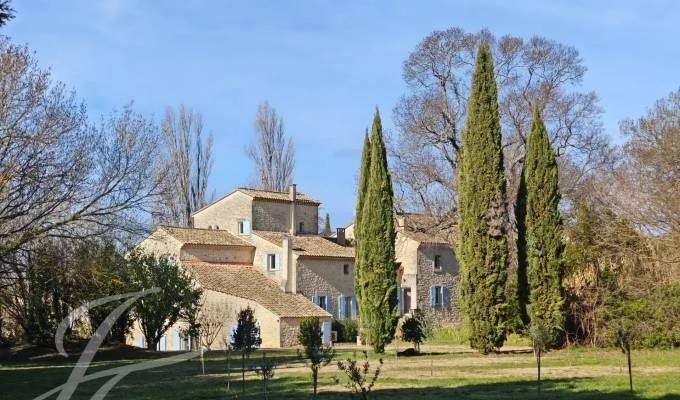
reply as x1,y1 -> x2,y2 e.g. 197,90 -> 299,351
298,317 -> 334,400
333,319 -> 358,343
401,315 -> 425,352
608,283 -> 680,348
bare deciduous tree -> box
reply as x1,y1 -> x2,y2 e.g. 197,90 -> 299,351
198,300 -> 232,351
246,101 -> 295,192
158,104 -> 214,226
390,27 -> 613,217
0,38 -> 166,286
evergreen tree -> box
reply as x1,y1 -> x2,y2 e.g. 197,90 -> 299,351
456,43 -> 509,354
322,213 -> 332,236
519,107 -> 565,345
357,110 -> 397,353
515,171 -> 530,326
353,130 -> 371,334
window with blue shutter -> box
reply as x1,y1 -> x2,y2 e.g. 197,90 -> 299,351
350,296 -> 357,320
273,254 -> 280,270
326,295 -> 333,314
174,329 -> 181,351
312,294 -> 319,305
338,295 -> 345,319
396,287 -> 401,315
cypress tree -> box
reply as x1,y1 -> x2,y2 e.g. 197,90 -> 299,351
520,106 -> 565,345
515,171 -> 530,326
457,43 -> 509,354
322,213 -> 332,237
353,131 -> 371,319
358,109 -> 397,353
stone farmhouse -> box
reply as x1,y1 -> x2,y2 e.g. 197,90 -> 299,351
128,185 -> 459,350
346,212 -> 460,325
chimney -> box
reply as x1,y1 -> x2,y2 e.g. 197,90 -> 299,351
281,236 -> 295,292
289,184 -> 297,235
336,227 -> 346,246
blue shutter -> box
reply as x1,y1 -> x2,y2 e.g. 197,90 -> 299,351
326,294 -> 333,314
262,254 -> 268,271
136,335 -> 143,348
229,325 -> 237,347
174,329 -> 181,351
442,287 -> 448,306
274,254 -> 280,270
312,294 -> 319,306
338,295 -> 345,319
322,320 -> 331,345
159,335 -> 167,351
350,296 -> 357,320
430,287 -> 436,306
244,220 -> 251,234
396,287 -> 401,315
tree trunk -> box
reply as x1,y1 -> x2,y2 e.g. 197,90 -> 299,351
312,367 -> 318,400
627,348 -> 633,392
241,352 -> 245,393
537,349 -> 542,392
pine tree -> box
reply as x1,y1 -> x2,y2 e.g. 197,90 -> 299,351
357,110 -> 397,353
353,130 -> 371,329
456,43 -> 509,354
519,107 -> 565,345
322,213 -> 332,237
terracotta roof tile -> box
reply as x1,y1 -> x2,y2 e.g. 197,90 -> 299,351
159,225 -> 253,247
187,263 -> 330,318
253,231 -> 355,259
236,188 -> 321,205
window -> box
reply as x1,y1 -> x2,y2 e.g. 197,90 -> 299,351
267,254 -> 277,271
215,225 -> 219,230
318,295 -> 327,311
238,220 -> 251,235
343,264 -> 350,275
430,286 -> 447,307
344,296 -> 352,319
299,221 -> 304,233
434,255 -> 442,271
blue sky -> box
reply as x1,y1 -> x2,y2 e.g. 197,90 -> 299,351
6,1 -> 680,227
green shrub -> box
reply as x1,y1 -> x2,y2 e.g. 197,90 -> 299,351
401,315 -> 425,352
333,319 -> 358,343
608,282 -> 680,349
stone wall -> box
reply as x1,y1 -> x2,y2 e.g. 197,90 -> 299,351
180,244 -> 253,264
252,200 -> 318,234
415,244 -> 461,325
192,191 -> 252,234
295,257 -> 355,319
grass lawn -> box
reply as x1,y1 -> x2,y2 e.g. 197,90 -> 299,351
2,343 -> 679,399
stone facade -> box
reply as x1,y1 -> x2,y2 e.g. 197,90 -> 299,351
192,190 -> 252,232
296,257 -> 355,319
180,244 -> 252,264
252,199 -> 318,234
414,244 -> 461,325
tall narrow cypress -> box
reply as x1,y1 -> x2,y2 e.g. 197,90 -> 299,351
353,130 -> 371,316
457,43 -> 509,354
358,110 -> 397,353
520,107 -> 565,345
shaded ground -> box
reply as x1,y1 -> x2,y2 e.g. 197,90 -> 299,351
2,344 -> 679,399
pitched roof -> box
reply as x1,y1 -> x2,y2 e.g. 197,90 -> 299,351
396,213 -> 455,245
187,263 -> 330,318
236,188 -> 320,205
253,231 -> 355,259
159,225 -> 253,247
191,187 -> 321,216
